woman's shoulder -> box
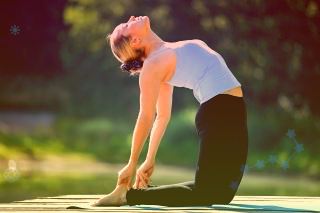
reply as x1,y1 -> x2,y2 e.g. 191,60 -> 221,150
145,39 -> 206,62
141,46 -> 176,78
176,39 -> 208,45
145,45 -> 176,65
184,39 -> 209,48
143,38 -> 209,67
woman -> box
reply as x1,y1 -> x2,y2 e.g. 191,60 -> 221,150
91,15 -> 248,207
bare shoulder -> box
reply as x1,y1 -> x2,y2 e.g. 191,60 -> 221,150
191,39 -> 208,46
145,48 -> 176,65
141,48 -> 176,80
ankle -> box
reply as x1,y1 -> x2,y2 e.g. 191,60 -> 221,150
115,184 -> 126,191
120,191 -> 127,204
117,184 -> 128,204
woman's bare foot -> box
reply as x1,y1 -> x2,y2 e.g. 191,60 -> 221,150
90,184 -> 128,207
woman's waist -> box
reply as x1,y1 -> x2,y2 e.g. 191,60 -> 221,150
221,86 -> 243,97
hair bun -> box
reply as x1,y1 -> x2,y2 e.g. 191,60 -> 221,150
120,59 -> 143,73
120,63 -> 131,72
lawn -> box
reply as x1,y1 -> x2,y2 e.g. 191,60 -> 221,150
1,158 -> 319,203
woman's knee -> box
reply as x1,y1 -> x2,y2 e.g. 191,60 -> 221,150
193,188 -> 235,205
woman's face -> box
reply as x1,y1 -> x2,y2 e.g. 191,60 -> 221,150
113,16 -> 150,48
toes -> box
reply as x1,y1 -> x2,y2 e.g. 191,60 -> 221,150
90,199 -> 104,207
90,201 -> 98,207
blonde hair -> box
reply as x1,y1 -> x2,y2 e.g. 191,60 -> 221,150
106,32 -> 145,76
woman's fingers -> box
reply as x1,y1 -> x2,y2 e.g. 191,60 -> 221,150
133,170 -> 151,189
134,174 -> 141,189
139,170 -> 150,179
139,172 -> 148,178
141,172 -> 151,185
136,174 -> 142,189
138,173 -> 148,188
132,178 -> 136,188
134,173 -> 144,189
134,176 -> 140,189
132,181 -> 137,189
126,176 -> 133,190
146,167 -> 153,176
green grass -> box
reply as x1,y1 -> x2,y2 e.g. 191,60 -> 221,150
1,104 -> 319,176
0,103 -> 319,204
1,167 -> 319,203
239,173 -> 320,196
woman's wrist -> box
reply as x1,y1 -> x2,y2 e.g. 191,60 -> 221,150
128,158 -> 138,167
146,155 -> 155,163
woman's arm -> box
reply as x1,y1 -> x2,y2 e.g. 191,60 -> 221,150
146,83 -> 173,163
128,59 -> 168,166
117,66 -> 162,186
132,75 -> 173,189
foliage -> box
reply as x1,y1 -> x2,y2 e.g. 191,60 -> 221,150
1,0 -> 319,117
60,0 -> 320,116
0,105 -> 319,177
0,1 -> 319,197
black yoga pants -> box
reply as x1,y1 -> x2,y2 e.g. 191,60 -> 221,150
126,94 -> 248,206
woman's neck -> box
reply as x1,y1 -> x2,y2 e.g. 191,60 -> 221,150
143,30 -> 166,59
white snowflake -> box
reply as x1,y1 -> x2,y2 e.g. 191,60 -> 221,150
3,159 -> 20,182
10,24 -> 21,35
3,169 -> 20,182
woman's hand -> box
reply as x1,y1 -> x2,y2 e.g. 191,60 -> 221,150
133,160 -> 155,189
117,163 -> 136,190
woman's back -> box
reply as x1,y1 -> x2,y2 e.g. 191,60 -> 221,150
164,39 -> 241,104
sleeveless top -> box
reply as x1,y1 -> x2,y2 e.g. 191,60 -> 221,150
150,39 -> 241,104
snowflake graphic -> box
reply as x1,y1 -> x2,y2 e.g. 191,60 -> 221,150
10,24 -> 21,35
295,143 -> 304,153
255,160 -> 265,169
240,164 -> 250,173
229,180 -> 239,191
286,129 -> 296,139
280,160 -> 289,170
268,154 -> 277,164
241,128 -> 304,174
2,159 -> 20,182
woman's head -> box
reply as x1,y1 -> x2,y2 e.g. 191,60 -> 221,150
106,16 -> 151,76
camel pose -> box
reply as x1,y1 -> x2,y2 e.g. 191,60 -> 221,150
91,15 -> 248,207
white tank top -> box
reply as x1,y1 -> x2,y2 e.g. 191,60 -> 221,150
167,39 -> 241,104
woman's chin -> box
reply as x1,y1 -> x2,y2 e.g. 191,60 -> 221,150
144,16 -> 151,31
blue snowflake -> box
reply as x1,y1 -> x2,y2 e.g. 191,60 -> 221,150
268,155 -> 277,164
10,24 -> 21,35
286,129 -> 296,139
280,160 -> 289,170
295,143 -> 304,153
255,160 -> 265,169
229,180 -> 239,191
245,128 -> 304,173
